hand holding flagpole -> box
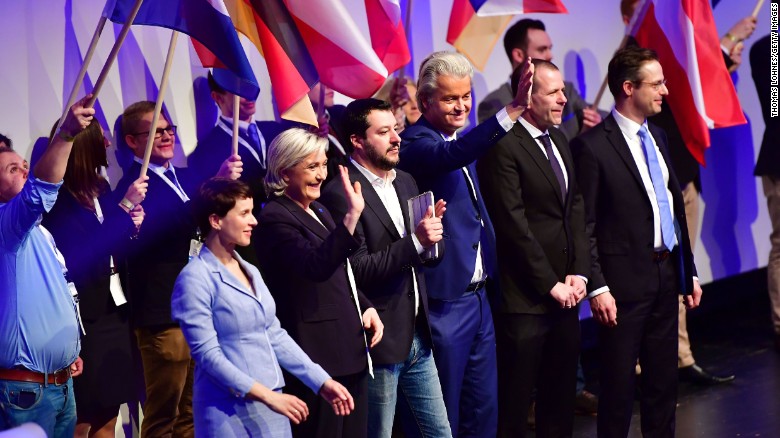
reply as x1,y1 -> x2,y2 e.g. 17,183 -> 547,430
139,31 -> 179,178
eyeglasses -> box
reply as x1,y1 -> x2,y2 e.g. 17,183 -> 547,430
129,125 -> 177,139
635,79 -> 667,91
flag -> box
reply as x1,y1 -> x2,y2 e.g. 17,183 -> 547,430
365,0 -> 411,73
630,0 -> 747,165
223,0 -> 320,126
447,0 -> 567,70
103,0 -> 260,100
284,0 -> 389,98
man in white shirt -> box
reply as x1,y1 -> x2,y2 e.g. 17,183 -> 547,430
570,46 -> 701,438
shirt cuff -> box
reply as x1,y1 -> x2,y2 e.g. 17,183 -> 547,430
495,107 -> 515,132
587,286 -> 609,299
411,234 -> 424,255
693,276 -> 699,283
577,275 -> 588,284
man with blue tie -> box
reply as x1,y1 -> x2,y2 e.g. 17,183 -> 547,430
188,71 -> 287,208
570,46 -> 702,438
398,51 -> 533,438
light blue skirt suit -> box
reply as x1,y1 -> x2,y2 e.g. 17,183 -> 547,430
172,247 -> 331,437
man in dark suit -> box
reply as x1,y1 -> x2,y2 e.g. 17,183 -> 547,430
320,98 -> 450,437
478,60 -> 589,438
751,34 -> 780,352
397,51 -> 533,438
477,19 -> 601,141
570,46 -> 702,438
115,101 -> 239,438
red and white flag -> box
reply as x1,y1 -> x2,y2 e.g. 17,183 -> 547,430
630,0 -> 746,165
365,0 -> 411,73
284,0 -> 389,98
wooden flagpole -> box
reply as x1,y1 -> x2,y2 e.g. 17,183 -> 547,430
752,0 -> 765,18
397,0 -> 413,80
86,0 -> 145,108
56,16 -> 107,135
139,30 -> 179,178
232,95 -> 240,156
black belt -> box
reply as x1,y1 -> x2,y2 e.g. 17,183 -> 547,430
653,250 -> 671,262
466,279 -> 487,292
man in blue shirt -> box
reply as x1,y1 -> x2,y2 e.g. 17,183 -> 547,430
0,95 -> 95,436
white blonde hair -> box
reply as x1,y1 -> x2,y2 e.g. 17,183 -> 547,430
264,128 -> 328,197
416,51 -> 474,112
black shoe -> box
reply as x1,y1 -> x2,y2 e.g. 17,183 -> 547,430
574,390 -> 598,415
678,364 -> 735,385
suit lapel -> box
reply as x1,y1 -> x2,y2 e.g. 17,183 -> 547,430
276,195 -> 330,241
550,128 -> 575,211
348,162 -> 402,240
603,115 -> 647,196
393,175 -> 413,234
201,247 -> 258,301
513,122 -> 565,206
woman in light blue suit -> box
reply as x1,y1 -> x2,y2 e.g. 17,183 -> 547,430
172,178 -> 354,438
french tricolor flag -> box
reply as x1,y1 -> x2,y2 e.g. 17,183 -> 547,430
365,0 -> 411,73
448,0 -> 567,70
630,0 -> 746,164
103,0 -> 260,100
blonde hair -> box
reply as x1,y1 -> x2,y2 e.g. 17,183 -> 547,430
416,51 -> 473,112
265,128 -> 328,197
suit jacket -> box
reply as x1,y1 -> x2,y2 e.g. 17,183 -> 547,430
570,113 -> 696,301
477,123 -> 589,314
188,118 -> 288,207
256,196 -> 371,377
751,35 -> 780,177
171,247 -> 329,436
477,81 -> 588,141
113,161 -> 198,328
42,189 -> 135,320
398,115 -> 502,300
319,163 -> 437,365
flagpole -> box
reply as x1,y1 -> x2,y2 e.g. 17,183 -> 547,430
56,16 -> 107,136
317,84 -> 326,125
232,95 -> 240,156
139,30 -> 179,178
86,0 -> 145,108
752,0 -> 764,18
397,0 -> 413,80
591,0 -> 648,110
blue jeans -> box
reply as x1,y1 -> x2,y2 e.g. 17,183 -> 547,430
368,332 -> 452,438
0,377 -> 77,437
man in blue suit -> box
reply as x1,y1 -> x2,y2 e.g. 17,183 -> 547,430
398,51 -> 533,438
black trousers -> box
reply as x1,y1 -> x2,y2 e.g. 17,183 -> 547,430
496,308 -> 581,438
288,369 -> 368,438
597,257 -> 679,438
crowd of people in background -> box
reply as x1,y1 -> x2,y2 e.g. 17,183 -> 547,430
0,1 -> 773,437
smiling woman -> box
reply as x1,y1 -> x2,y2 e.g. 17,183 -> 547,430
257,128 -> 383,438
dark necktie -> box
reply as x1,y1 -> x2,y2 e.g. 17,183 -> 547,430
638,125 -> 675,251
163,168 -> 179,187
246,123 -> 264,167
461,168 -> 481,221
538,134 -> 567,201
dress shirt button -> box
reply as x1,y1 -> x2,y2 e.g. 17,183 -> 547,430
472,243 -> 479,250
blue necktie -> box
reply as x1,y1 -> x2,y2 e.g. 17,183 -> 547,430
638,125 -> 675,251
246,123 -> 264,167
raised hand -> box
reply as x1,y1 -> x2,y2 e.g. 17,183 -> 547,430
61,94 -> 96,138
339,165 -> 364,234
319,379 -> 355,416
512,58 -> 535,109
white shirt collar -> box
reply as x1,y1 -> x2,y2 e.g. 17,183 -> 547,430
350,158 -> 397,187
612,108 -> 648,141
132,156 -> 170,173
518,116 -> 548,139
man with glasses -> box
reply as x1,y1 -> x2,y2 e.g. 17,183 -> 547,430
114,101 -> 238,438
570,46 -> 701,438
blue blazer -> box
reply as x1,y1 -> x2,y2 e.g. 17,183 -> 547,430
171,247 -> 329,435
398,116 -> 506,300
